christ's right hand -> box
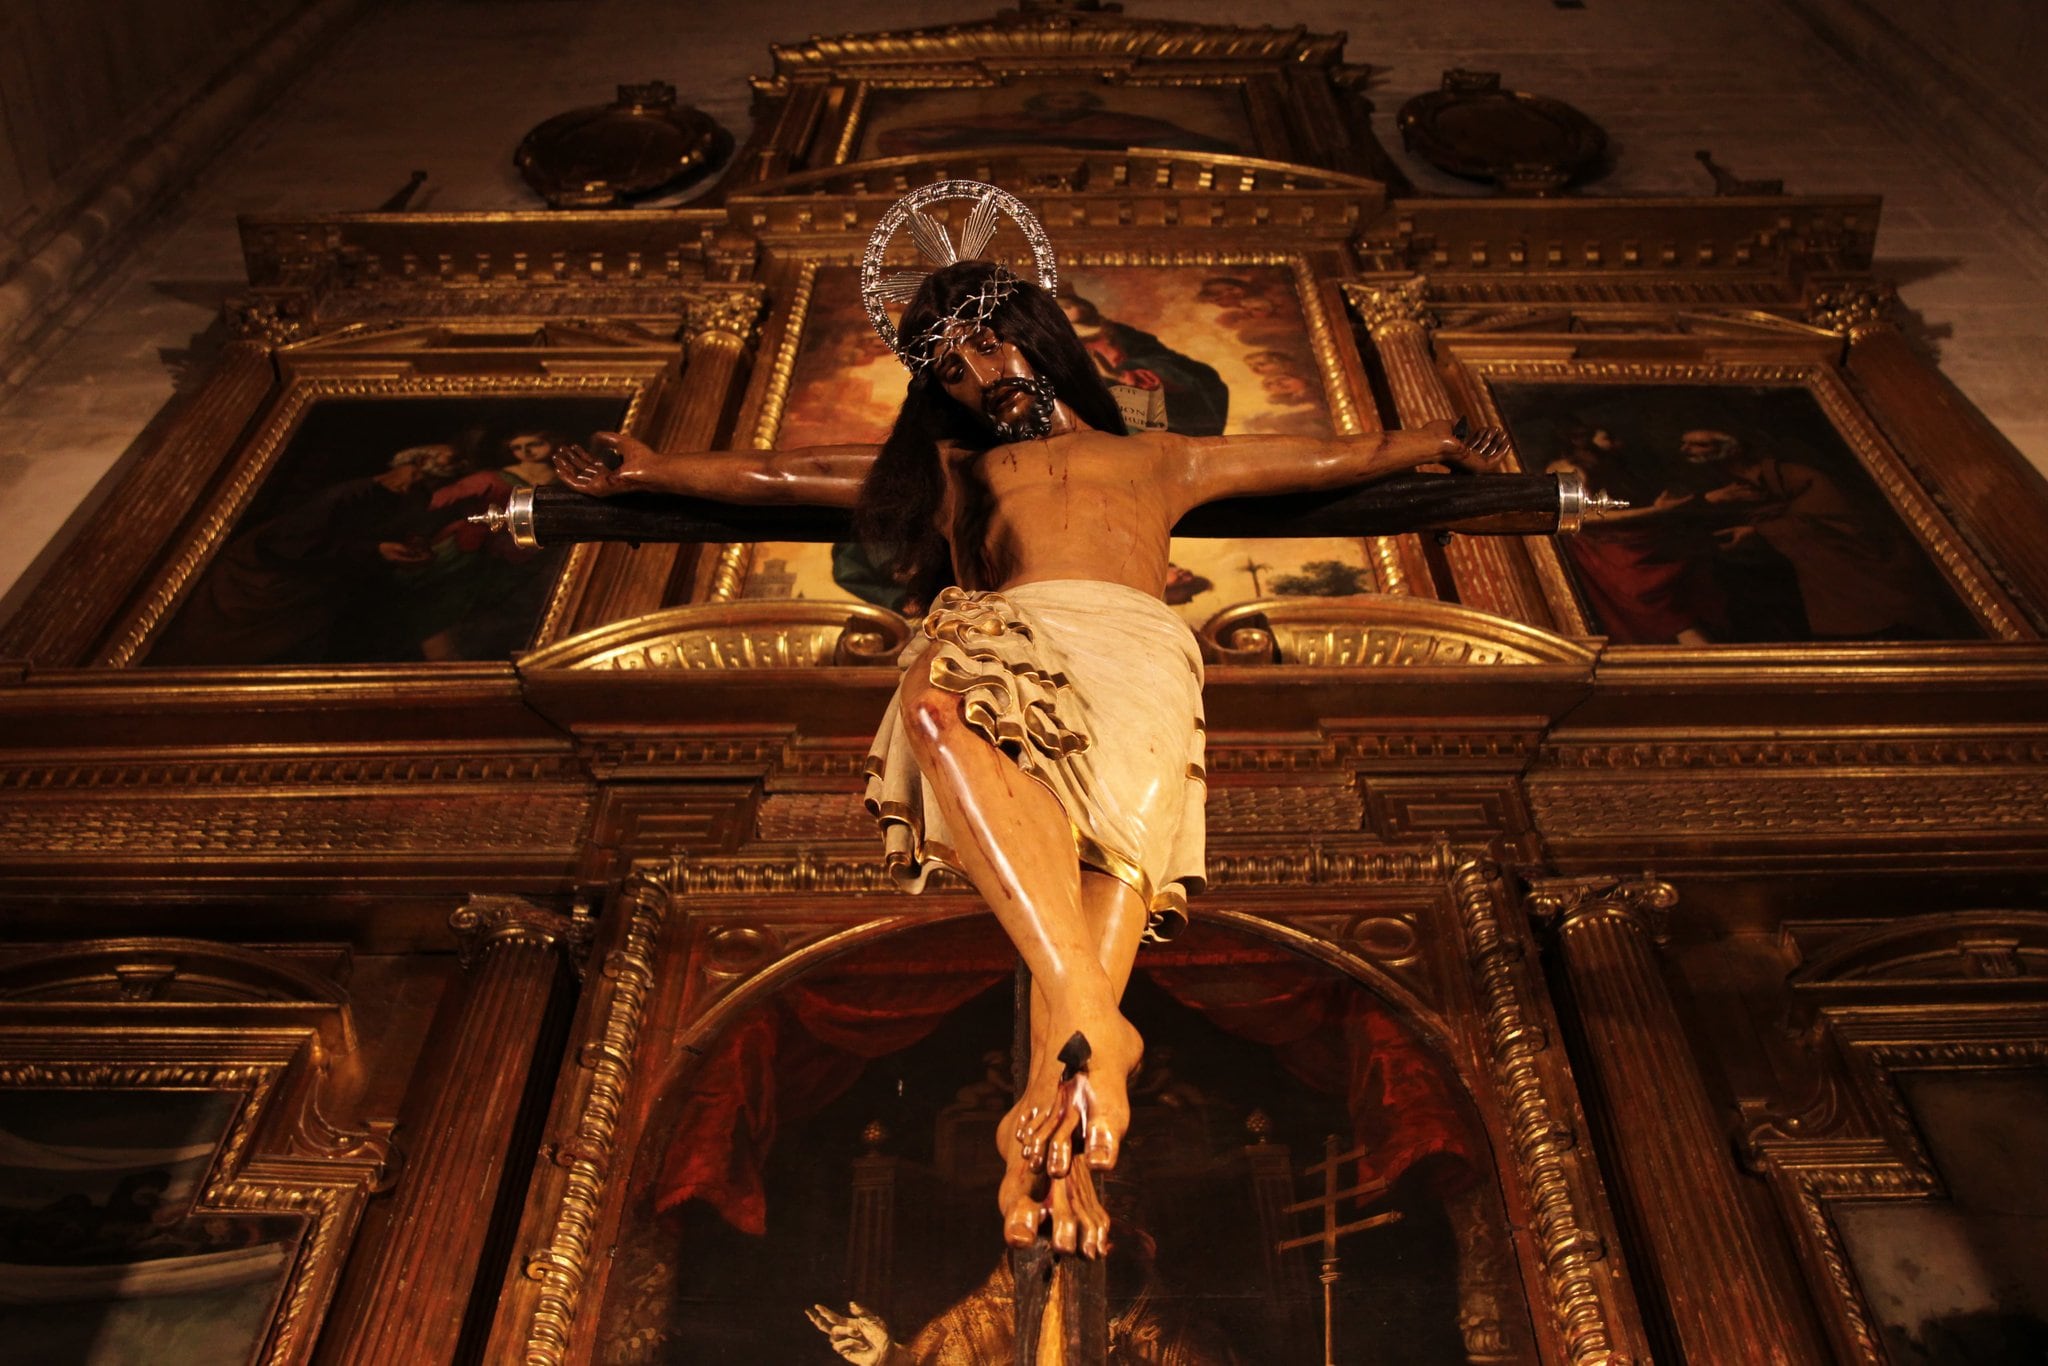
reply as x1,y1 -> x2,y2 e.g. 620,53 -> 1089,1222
552,431 -> 663,497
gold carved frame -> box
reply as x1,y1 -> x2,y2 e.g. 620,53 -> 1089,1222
705,239 -> 1402,605
736,15 -> 1391,187
1744,914 -> 2048,1363
0,940 -> 391,1365
1437,338 -> 2033,641
91,327 -> 675,667
486,850 -> 1650,1363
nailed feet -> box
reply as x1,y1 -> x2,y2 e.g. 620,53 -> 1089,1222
996,1014 -> 1141,1259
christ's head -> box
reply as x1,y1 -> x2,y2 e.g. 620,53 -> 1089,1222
895,260 -> 1122,446
853,260 -> 1128,602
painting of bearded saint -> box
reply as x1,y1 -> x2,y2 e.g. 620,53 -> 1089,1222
146,396 -> 630,665
748,264 -> 1383,624
594,919 -> 1533,1364
1490,383 -> 1981,644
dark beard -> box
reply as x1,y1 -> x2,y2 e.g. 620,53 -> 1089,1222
985,377 -> 1058,443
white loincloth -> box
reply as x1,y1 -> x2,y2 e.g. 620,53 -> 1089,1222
863,579 -> 1207,941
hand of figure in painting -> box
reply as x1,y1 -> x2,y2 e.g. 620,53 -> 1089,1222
552,431 -> 664,497
1702,481 -> 1763,506
1715,524 -> 1759,547
377,540 -> 430,565
805,1301 -> 895,1365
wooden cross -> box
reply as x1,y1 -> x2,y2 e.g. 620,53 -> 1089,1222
483,469 -> 1609,550
1278,1133 -> 1405,1366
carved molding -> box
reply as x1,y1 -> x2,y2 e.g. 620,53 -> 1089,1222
520,601 -> 912,671
1542,735 -> 2048,770
1528,771 -> 2048,840
0,750 -> 582,793
1747,1013 -> 2048,1366
1789,910 -> 2048,989
0,789 -> 591,860
0,1033 -> 389,1366
1197,596 -> 1594,667
514,868 -> 669,1364
1451,859 -> 1642,1364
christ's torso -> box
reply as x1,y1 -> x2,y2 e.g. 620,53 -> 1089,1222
941,429 -> 1180,598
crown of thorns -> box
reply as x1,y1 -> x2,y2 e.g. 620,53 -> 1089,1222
860,181 -> 1058,371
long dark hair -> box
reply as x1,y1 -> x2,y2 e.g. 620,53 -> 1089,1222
852,261 -> 1127,603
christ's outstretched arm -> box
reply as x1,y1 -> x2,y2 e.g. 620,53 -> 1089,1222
552,431 -> 876,507
1167,418 -> 1510,513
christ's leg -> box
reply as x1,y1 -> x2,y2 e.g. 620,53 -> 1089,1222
998,873 -> 1148,1253
897,668 -> 1143,1183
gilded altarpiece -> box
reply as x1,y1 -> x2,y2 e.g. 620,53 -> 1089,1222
0,6 -> 2046,1366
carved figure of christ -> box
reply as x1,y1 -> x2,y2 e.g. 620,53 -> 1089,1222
555,293 -> 1501,1260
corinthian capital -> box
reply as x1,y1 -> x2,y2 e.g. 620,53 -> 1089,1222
1345,276 -> 1434,336
1525,874 -> 1679,940
682,287 -> 766,345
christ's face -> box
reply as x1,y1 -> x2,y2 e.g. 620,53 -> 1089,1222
932,324 -> 1056,441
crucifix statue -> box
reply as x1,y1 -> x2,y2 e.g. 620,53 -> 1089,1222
542,182 -> 1517,1261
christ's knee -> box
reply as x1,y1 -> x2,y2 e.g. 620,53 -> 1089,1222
902,682 -> 969,766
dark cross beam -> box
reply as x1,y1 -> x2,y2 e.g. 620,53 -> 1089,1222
1279,1133 -> 1405,1366
481,471 -> 1611,550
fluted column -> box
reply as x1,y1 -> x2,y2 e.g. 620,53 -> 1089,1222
564,287 -> 765,629
327,895 -> 589,1366
1530,877 -> 1826,1364
1808,284 -> 2047,631
1348,278 -> 1557,624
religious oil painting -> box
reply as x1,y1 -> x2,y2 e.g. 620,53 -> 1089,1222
855,79 -> 1258,162
747,263 -> 1380,626
596,918 -> 1531,1364
143,394 -> 631,666
1833,1071 -> 2048,1364
0,1088 -> 304,1365
1490,382 -> 1980,645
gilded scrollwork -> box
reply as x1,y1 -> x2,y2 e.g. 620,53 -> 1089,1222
1452,859 -> 1641,1365
518,867 -> 668,1365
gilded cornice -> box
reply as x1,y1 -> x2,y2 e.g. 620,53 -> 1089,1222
763,17 -> 1351,80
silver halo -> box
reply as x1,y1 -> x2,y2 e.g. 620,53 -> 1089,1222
860,180 -> 1058,368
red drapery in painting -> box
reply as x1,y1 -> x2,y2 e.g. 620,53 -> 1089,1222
654,920 -> 1480,1233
